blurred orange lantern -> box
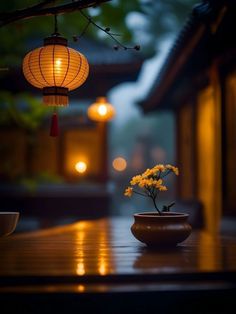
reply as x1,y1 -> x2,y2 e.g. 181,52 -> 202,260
22,33 -> 89,136
87,97 -> 115,122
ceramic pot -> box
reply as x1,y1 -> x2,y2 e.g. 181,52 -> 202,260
131,212 -> 192,247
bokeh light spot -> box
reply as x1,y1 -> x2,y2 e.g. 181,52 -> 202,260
112,157 -> 127,172
75,161 -> 87,173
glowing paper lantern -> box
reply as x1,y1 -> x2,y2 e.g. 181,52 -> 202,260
87,97 -> 115,122
22,34 -> 89,136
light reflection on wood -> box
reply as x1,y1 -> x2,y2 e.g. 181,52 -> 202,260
133,246 -> 198,272
0,218 -> 236,280
198,231 -> 222,271
74,219 -> 115,276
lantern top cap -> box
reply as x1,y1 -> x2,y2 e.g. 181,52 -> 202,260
96,97 -> 108,103
44,34 -> 68,47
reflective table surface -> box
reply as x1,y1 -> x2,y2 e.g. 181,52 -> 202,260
1,217 -> 236,287
1,217 -> 236,313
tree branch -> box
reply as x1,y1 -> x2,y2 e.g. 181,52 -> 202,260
0,0 -> 111,28
75,10 -> 140,51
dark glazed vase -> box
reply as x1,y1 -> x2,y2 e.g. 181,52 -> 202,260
131,212 -> 192,247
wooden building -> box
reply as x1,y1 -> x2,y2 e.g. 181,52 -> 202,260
139,0 -> 236,232
0,38 -> 143,218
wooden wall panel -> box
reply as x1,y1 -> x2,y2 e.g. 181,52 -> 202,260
0,129 -> 26,179
31,131 -> 59,176
63,126 -> 104,180
0,123 -> 107,183
177,103 -> 195,200
224,73 -> 236,213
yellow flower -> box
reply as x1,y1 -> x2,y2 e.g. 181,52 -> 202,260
152,179 -> 163,188
138,179 -> 148,188
142,165 -> 167,179
130,175 -> 142,186
153,164 -> 166,172
124,186 -> 133,197
159,185 -> 167,191
173,167 -> 179,175
146,178 -> 154,186
125,164 -> 178,198
166,164 -> 179,175
142,168 -> 153,177
142,168 -> 149,175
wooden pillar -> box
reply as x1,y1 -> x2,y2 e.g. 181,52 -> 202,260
223,72 -> 236,214
196,64 -> 222,233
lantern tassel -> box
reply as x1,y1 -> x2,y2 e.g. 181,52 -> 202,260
50,112 -> 59,137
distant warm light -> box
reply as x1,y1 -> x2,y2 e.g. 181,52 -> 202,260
75,161 -> 87,173
98,104 -> 108,116
112,157 -> 127,172
87,97 -> 115,122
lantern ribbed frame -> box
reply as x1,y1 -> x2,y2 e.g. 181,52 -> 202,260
22,37 -> 89,106
87,97 -> 116,122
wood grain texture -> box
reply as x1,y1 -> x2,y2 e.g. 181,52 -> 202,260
0,217 -> 236,292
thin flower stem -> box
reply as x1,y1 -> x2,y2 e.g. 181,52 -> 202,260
145,186 -> 151,196
160,169 -> 172,179
133,190 -> 149,198
151,197 -> 161,214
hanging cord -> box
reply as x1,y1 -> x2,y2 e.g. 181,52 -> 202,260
52,14 -> 59,36
53,106 -> 58,114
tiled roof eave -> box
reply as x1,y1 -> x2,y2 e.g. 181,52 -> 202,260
138,0 -> 227,113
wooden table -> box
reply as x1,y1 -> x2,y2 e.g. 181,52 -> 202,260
1,217 -> 236,313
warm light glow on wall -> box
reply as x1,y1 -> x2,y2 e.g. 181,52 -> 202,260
197,86 -> 221,233
75,161 -> 87,174
112,157 -> 127,172
87,97 -> 115,122
64,129 -> 102,178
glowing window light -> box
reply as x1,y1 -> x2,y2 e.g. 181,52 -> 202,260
75,161 -> 87,174
112,157 -> 127,172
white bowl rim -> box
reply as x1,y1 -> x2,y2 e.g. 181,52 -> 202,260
0,212 -> 20,215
